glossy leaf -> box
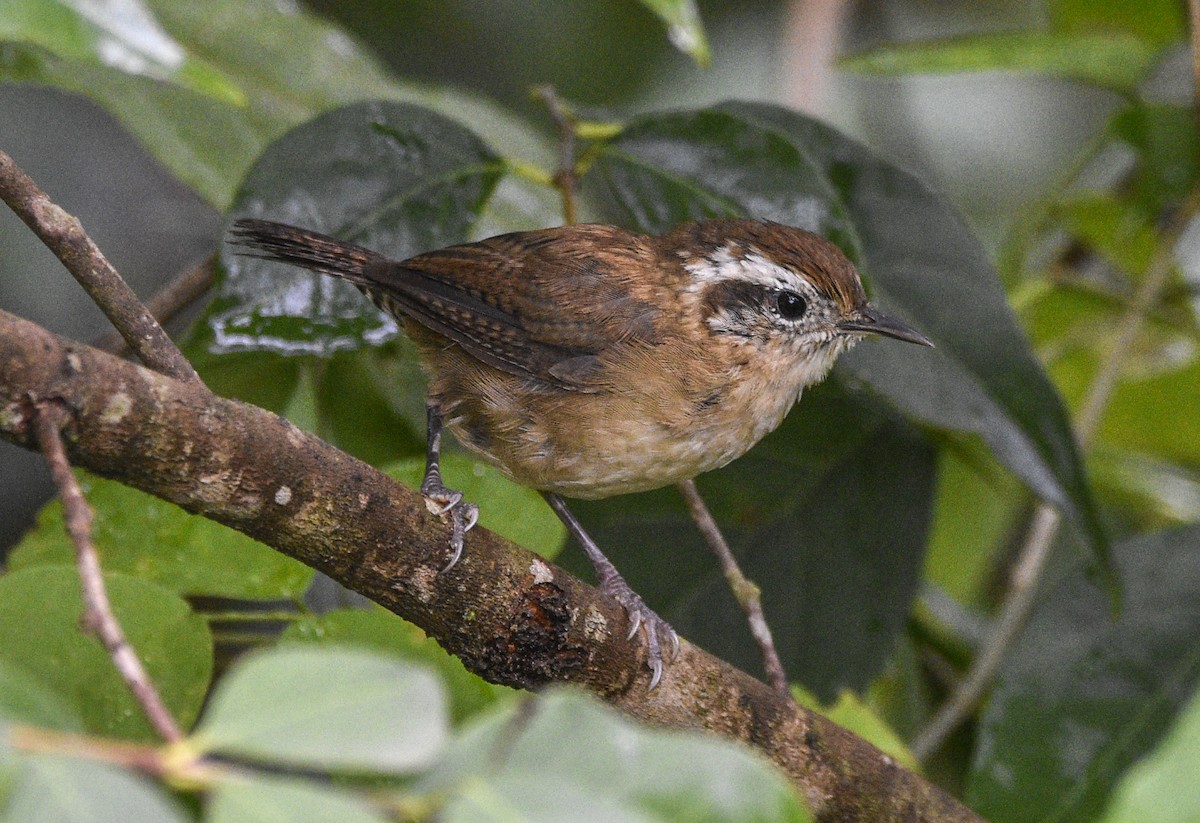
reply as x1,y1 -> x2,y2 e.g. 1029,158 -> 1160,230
207,774 -> 389,823
211,100 -> 504,356
385,454 -> 566,560
193,646 -> 447,773
424,688 -> 812,822
968,523 -> 1200,822
9,472 -> 312,601
636,0 -> 711,66
0,567 -> 211,741
1099,686 -> 1200,823
568,380 -> 935,698
281,607 -> 516,725
2,754 -> 189,823
840,31 -> 1159,91
0,0 -> 244,104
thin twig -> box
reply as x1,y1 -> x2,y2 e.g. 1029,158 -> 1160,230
533,86 -> 579,226
0,149 -> 200,385
1190,0 -> 1200,108
677,479 -> 791,696
781,0 -> 851,116
93,255 -> 216,356
912,192 -> 1200,760
33,403 -> 185,744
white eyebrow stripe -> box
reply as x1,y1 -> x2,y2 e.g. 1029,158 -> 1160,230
682,243 -> 806,292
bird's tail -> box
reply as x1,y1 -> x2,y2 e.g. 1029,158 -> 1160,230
228,218 -> 383,285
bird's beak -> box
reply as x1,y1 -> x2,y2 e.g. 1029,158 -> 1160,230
839,305 -> 934,347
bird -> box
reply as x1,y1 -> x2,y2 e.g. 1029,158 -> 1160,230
229,216 -> 932,688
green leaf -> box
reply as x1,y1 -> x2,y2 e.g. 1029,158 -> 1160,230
1055,194 -> 1157,277
314,348 -> 425,465
207,774 -> 390,823
967,523 -> 1200,823
569,380 -> 935,698
792,686 -> 919,772
425,688 -> 812,822
1110,104 -> 1200,214
211,100 -> 504,356
384,454 -> 566,560
281,607 -> 516,725
0,660 -> 83,732
593,102 -> 1111,609
729,102 -> 1112,591
0,43 -> 263,208
1098,361 -> 1200,467
0,0 -> 244,104
1049,0 -> 1185,48
2,754 -> 190,823
9,472 -> 312,601
193,646 -> 447,773
636,0 -> 711,66
840,31 -> 1159,91
1099,686 -> 1200,823
0,567 -> 211,741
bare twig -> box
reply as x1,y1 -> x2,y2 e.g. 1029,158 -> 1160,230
32,403 -> 184,744
533,86 -> 580,226
93,255 -> 216,356
912,192 -> 1200,760
0,149 -> 200,385
677,479 -> 791,696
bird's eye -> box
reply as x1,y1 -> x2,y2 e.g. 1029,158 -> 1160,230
774,290 -> 807,320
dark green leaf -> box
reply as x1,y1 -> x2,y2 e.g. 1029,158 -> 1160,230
9,472 -> 312,601
568,380 -> 935,698
208,774 -> 389,823
0,567 -> 211,741
1110,104 -> 1200,214
281,607 -> 516,725
968,523 -> 1200,822
384,455 -> 566,560
424,688 -> 812,822
729,102 -> 1110,588
2,754 -> 190,823
211,100 -> 504,356
193,646 -> 447,773
840,31 -> 1159,91
593,101 -> 1110,614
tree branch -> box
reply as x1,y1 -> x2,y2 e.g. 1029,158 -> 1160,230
0,149 -> 200,385
0,307 -> 979,822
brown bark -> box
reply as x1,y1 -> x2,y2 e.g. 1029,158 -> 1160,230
0,308 -> 980,822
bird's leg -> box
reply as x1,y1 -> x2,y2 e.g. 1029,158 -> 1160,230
543,492 -> 680,689
421,402 -> 478,571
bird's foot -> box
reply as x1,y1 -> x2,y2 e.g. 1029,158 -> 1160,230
599,575 -> 681,690
421,481 -> 479,572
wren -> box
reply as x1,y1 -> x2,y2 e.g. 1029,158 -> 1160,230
230,217 -> 932,688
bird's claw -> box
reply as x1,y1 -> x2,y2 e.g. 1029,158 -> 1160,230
422,488 -> 478,572
600,577 -> 679,690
